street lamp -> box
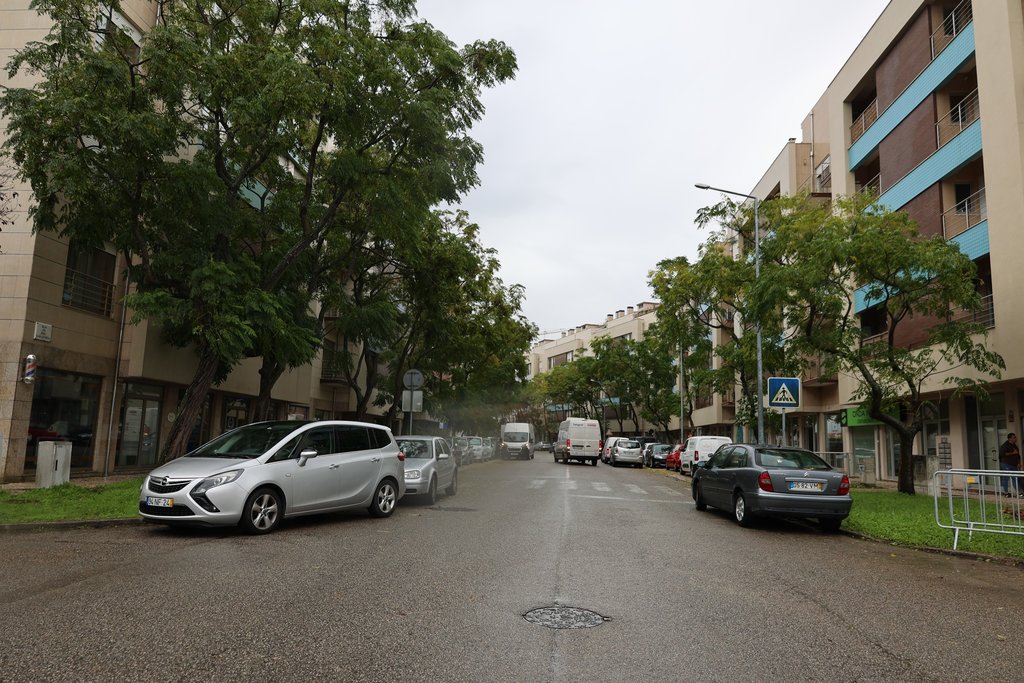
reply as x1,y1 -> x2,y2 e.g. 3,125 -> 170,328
695,182 -> 764,444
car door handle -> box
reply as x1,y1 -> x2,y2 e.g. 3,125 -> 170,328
371,457 -> 381,463
328,464 -> 339,470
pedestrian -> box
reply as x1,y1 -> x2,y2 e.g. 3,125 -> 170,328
998,432 -> 1021,496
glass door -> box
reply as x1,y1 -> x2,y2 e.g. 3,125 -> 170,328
980,417 -> 1006,471
117,391 -> 162,467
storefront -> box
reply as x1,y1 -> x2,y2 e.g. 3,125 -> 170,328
26,368 -> 103,471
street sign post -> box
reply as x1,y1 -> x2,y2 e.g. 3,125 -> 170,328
402,369 -> 424,435
767,377 -> 801,446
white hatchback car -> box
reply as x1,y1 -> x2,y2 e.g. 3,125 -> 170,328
139,420 -> 406,534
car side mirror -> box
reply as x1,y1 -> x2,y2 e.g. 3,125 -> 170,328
298,448 -> 318,466
438,452 -> 450,460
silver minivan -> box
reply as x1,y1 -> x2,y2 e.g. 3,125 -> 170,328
139,420 -> 406,534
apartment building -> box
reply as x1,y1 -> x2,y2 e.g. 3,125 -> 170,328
739,0 -> 1023,478
0,1 -> 386,482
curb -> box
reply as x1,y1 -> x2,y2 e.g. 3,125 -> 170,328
0,517 -> 144,534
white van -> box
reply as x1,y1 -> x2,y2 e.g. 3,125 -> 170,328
555,417 -> 601,466
500,422 -> 535,460
682,435 -> 733,475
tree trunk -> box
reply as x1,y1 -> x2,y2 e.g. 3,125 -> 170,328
253,359 -> 285,421
897,429 -> 916,495
159,348 -> 220,463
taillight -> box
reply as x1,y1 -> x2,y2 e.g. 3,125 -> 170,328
758,471 -> 774,492
693,450 -> 699,462
566,439 -> 571,449
398,451 -> 405,462
598,439 -> 603,450
838,475 -> 850,495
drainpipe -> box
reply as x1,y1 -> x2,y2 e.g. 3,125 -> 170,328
103,269 -> 130,477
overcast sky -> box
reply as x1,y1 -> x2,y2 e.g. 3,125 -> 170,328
415,0 -> 890,336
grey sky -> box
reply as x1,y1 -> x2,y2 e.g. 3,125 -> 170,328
415,1 -> 890,335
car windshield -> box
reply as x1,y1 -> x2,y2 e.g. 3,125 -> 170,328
187,422 -> 303,459
455,438 -> 467,447
468,437 -> 482,445
653,445 -> 671,454
757,448 -> 831,470
396,439 -> 431,459
620,440 -> 640,448
504,433 -> 528,443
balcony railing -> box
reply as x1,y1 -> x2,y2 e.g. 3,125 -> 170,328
949,293 -> 995,329
856,173 -> 881,195
941,187 -> 986,240
850,99 -> 878,144
936,89 -> 979,148
62,269 -> 114,317
320,346 -> 350,383
931,0 -> 973,59
803,354 -> 838,385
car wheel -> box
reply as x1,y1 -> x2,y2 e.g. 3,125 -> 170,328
446,469 -> 458,496
369,479 -> 398,518
693,483 -> 707,511
819,517 -> 842,532
239,487 -> 282,535
424,477 -> 437,505
733,492 -> 753,527
590,458 -> 597,466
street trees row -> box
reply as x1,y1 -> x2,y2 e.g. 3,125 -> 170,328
532,192 -> 1002,495
1,0 -> 533,461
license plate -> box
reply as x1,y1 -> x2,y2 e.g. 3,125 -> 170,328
789,481 -> 823,492
146,496 -> 174,507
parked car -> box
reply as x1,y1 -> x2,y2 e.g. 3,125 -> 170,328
396,435 -> 458,504
610,438 -> 643,467
681,435 -> 734,475
139,420 -> 406,534
481,437 -> 496,460
536,441 -> 552,452
665,443 -> 685,472
466,436 -> 485,462
691,444 -> 852,531
644,443 -> 672,468
453,437 -> 469,465
602,436 -> 625,464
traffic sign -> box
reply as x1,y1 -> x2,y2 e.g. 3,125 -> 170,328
767,377 -> 801,408
403,369 -> 424,390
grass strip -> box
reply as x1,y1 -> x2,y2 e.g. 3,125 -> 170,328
0,479 -> 142,524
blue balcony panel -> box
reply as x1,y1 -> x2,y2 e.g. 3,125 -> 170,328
849,23 -> 975,171
877,119 -> 982,211
854,219 -> 989,313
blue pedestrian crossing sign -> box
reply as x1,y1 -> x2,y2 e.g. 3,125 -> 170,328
767,377 -> 801,408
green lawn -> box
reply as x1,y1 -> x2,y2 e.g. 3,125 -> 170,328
0,479 -> 142,524
847,487 -> 1024,559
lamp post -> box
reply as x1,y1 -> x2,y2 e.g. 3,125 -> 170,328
695,183 -> 764,444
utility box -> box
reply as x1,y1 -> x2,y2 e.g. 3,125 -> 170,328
35,441 -> 72,488
856,454 -> 877,486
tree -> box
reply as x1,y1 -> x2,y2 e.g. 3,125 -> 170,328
0,159 -> 17,234
1,0 -> 516,460
630,334 -> 682,442
762,192 -> 1004,494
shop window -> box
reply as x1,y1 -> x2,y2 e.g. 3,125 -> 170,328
223,397 -> 250,431
27,368 -> 103,470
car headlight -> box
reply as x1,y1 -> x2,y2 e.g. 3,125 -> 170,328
405,469 -> 421,480
193,470 -> 242,495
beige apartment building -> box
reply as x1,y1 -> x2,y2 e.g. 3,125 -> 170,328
0,1 -> 388,482
533,1 -> 1024,481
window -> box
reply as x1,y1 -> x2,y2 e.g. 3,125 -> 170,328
27,368 -> 102,470
298,428 -> 334,456
707,448 -> 732,468
62,242 -> 116,316
370,428 -> 393,449
724,448 -> 747,468
336,426 -> 371,452
954,183 -> 972,214
223,397 -> 250,431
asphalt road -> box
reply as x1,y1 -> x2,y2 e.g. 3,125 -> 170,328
1,455 -> 1022,682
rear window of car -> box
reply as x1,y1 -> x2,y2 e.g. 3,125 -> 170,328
653,445 -> 671,454
620,440 -> 640,448
757,448 -> 831,470
396,439 -> 431,459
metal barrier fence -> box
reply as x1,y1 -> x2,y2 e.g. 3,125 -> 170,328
933,469 -> 1024,550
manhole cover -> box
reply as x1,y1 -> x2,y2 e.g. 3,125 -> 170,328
523,606 -> 608,629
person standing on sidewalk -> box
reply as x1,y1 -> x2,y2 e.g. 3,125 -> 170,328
998,433 -> 1021,496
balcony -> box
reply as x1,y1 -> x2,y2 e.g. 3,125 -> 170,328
802,354 -> 838,386
62,269 -> 114,317
931,0 -> 973,59
320,346 -> 350,383
941,187 -> 986,240
850,99 -> 878,144
936,89 -> 979,149
856,173 -> 881,195
949,293 -> 995,329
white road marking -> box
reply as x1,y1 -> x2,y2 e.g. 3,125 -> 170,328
569,494 -> 687,504
527,479 -> 547,489
592,482 -> 611,492
624,484 -> 648,495
562,480 -> 578,490
655,486 -> 684,497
